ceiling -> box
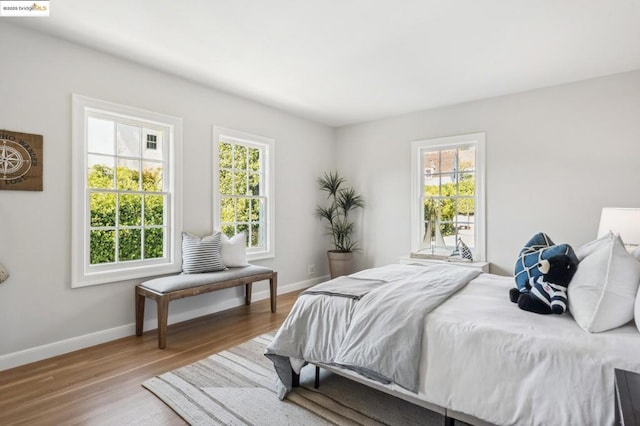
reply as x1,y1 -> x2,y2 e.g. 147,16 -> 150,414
15,0 -> 640,127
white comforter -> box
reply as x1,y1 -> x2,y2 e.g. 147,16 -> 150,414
267,264 -> 640,425
266,264 -> 480,393
422,272 -> 640,425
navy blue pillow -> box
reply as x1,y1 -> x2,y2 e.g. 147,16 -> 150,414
514,232 -> 578,291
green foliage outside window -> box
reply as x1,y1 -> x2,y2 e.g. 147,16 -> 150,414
424,174 -> 475,237
88,164 -> 165,265
218,142 -> 263,247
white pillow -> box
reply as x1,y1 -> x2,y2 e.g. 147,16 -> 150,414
636,286 -> 640,333
575,231 -> 613,261
568,233 -> 640,333
634,246 -> 640,333
181,232 -> 225,274
221,232 -> 249,267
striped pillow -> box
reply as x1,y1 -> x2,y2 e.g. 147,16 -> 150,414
181,232 -> 225,274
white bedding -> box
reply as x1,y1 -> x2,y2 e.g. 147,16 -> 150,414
421,272 -> 640,425
268,265 -> 640,425
266,264 -> 480,393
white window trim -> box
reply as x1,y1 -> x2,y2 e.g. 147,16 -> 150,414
71,94 -> 183,287
410,132 -> 486,261
212,126 -> 275,260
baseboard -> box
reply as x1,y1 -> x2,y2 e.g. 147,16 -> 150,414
0,275 -> 328,371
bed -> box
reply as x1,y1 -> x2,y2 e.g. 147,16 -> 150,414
265,260 -> 640,425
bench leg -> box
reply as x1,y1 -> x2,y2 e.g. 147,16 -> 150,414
270,273 -> 277,313
135,289 -> 145,336
245,282 -> 252,305
157,297 -> 169,349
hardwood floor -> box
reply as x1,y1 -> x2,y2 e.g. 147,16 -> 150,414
0,291 -> 301,425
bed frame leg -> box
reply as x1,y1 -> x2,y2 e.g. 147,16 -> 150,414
444,415 -> 455,426
292,369 -> 300,388
315,365 -> 320,389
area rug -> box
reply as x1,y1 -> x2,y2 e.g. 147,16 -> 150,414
143,333 -> 447,425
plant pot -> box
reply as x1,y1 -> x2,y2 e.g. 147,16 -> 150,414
327,251 -> 354,279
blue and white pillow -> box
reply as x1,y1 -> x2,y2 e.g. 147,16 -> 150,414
182,232 -> 225,274
514,232 -> 578,291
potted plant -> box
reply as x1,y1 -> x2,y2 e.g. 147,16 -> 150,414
314,170 -> 365,278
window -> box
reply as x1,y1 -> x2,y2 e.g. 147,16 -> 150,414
71,95 -> 183,287
213,127 -> 274,260
146,134 -> 157,150
411,133 -> 486,261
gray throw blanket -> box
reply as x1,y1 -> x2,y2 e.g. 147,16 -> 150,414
266,264 -> 481,396
302,276 -> 388,299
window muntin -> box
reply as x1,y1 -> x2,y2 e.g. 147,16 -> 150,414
72,95 -> 182,287
213,127 -> 274,260
411,133 -> 486,261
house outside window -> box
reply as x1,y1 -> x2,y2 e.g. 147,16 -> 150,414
146,134 -> 158,150
213,127 -> 274,260
411,133 -> 486,261
71,95 -> 183,287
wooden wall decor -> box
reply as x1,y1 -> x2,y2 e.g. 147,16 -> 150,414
0,129 -> 43,191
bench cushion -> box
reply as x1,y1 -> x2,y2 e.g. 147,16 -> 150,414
140,265 -> 273,293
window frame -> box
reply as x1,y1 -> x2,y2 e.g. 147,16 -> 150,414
212,126 -> 275,261
410,132 -> 486,261
71,94 -> 183,287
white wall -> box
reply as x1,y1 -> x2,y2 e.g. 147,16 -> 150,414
0,24 -> 334,366
335,70 -> 640,275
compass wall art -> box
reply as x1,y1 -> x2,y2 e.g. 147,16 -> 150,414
0,129 -> 43,191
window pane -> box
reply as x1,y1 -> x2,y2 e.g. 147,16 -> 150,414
117,123 -> 141,157
459,224 -> 476,249
249,148 -> 260,172
144,227 -> 164,259
249,173 -> 260,195
236,197 -> 249,222
142,161 -> 163,192
90,230 -> 115,264
142,129 -> 163,160
220,197 -> 235,223
219,170 -> 232,194
144,195 -> 164,225
116,159 -> 140,190
458,146 -> 476,172
441,196 -> 456,224
250,223 -> 261,247
234,171 -> 248,195
457,196 -> 475,218
119,194 -> 142,226
440,149 -> 456,173
440,221 -> 455,249
423,151 -> 440,175
424,179 -> 440,197
90,192 -> 116,227
234,145 -> 247,170
251,198 -> 262,221
87,155 -> 114,189
219,142 -> 232,168
221,224 -> 235,237
88,117 -> 114,155
119,229 -> 141,261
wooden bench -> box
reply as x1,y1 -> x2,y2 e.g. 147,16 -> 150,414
135,265 -> 277,348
